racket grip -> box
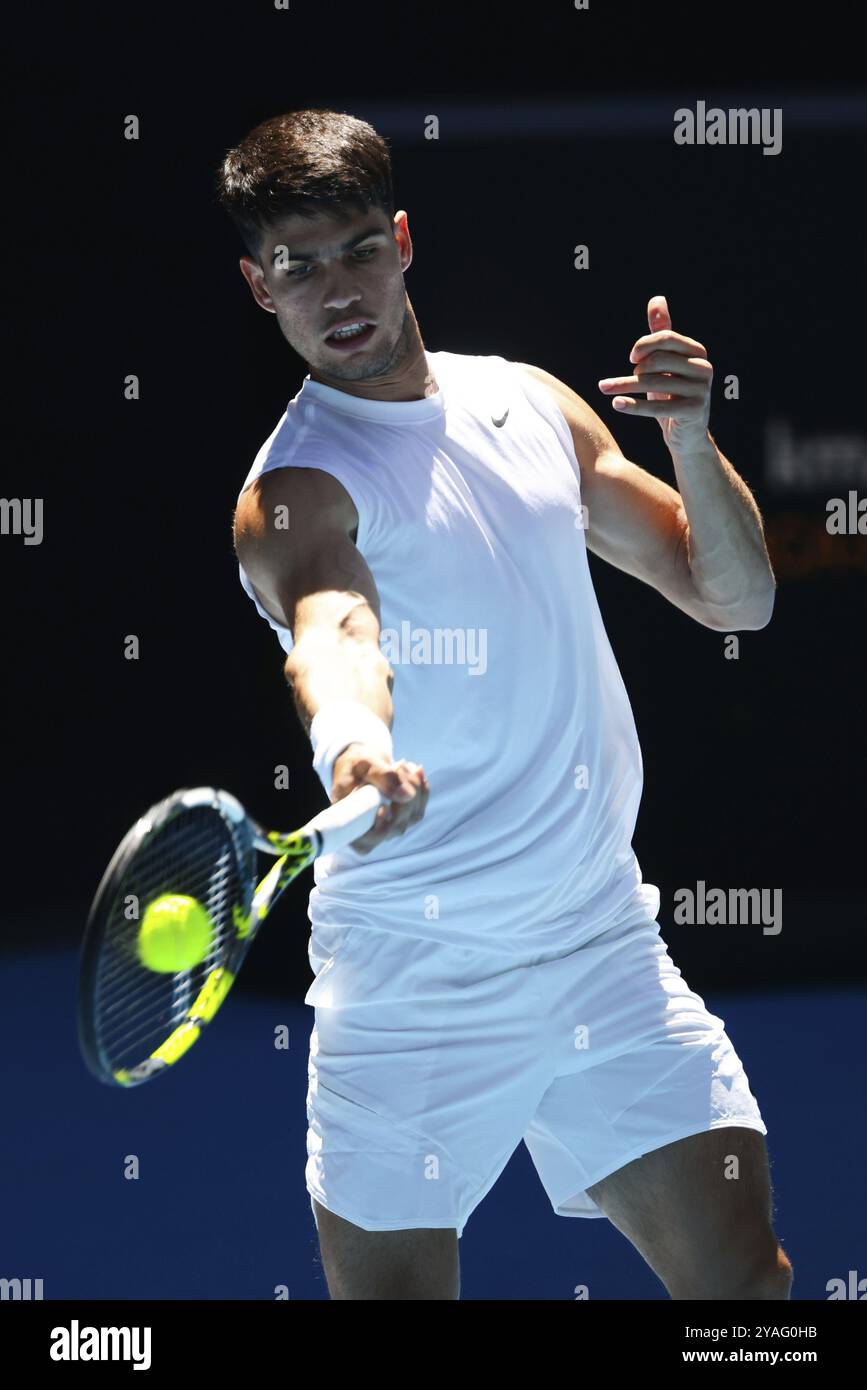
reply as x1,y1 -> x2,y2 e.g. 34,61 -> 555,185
302,783 -> 387,856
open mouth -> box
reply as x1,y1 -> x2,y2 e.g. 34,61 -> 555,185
324,320 -> 377,351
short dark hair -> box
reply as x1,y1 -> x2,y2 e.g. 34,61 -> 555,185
216,109 -> 395,260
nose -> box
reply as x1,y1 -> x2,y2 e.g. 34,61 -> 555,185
321,264 -> 364,311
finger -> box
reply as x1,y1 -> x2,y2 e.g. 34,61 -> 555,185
361,791 -> 424,847
397,760 -> 430,793
403,779 -> 429,826
610,396 -> 708,416
633,352 -> 713,380
394,762 -> 428,807
362,762 -> 418,801
600,374 -> 707,397
630,330 -> 707,363
335,748 -> 414,798
386,770 -> 428,830
352,763 -> 429,850
352,802 -> 400,853
399,760 -> 428,791
349,793 -> 408,848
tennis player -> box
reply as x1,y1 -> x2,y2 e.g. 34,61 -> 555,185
219,110 -> 791,1301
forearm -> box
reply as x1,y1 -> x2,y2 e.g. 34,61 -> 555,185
284,618 -> 421,833
671,431 -> 776,627
284,623 -> 394,737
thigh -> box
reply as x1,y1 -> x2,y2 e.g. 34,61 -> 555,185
306,927 -> 553,1239
524,919 -> 770,1221
586,1126 -> 787,1297
313,1200 -> 460,1300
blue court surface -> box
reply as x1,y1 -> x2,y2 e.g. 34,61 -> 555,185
2,948 -> 863,1300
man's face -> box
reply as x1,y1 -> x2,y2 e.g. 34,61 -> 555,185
239,204 -> 413,383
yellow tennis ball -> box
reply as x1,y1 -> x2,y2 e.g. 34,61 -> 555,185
137,894 -> 213,973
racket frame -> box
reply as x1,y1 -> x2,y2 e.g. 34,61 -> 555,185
78,783 -> 383,1088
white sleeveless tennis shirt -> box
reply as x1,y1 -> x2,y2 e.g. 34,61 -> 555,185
237,350 -> 659,959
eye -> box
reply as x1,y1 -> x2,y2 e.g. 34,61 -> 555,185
353,246 -> 378,259
285,264 -> 312,279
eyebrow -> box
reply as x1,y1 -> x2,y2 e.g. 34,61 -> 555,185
277,226 -> 388,263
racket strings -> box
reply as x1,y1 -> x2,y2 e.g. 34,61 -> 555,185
95,842 -> 236,992
91,805 -> 251,1071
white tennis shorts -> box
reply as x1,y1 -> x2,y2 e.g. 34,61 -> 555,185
304,906 -> 767,1238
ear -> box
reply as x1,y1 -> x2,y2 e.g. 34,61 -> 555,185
239,256 -> 276,313
393,211 -> 413,272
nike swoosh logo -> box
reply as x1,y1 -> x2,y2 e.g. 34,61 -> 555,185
491,408 -> 510,427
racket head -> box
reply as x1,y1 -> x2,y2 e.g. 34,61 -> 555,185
78,787 -> 258,1088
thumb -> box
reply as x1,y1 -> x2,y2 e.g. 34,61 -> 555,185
645,295 -> 672,404
647,294 -> 670,333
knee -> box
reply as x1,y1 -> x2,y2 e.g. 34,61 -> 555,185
669,1235 -> 793,1301
727,1240 -> 794,1301
742,1242 -> 793,1300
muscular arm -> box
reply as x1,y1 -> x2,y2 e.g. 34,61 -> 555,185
516,362 -> 776,631
233,465 -> 428,850
233,467 -> 394,734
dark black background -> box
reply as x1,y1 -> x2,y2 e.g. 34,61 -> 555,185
4,2 -> 864,995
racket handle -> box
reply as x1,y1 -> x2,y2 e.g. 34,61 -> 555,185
302,783 -> 387,856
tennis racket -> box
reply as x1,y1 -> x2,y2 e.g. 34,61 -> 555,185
78,783 -> 385,1088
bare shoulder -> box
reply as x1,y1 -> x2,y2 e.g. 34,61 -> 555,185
233,465 -> 359,559
513,361 -> 622,474
232,465 -> 369,635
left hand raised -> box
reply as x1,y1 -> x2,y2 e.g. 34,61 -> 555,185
598,295 -> 713,455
